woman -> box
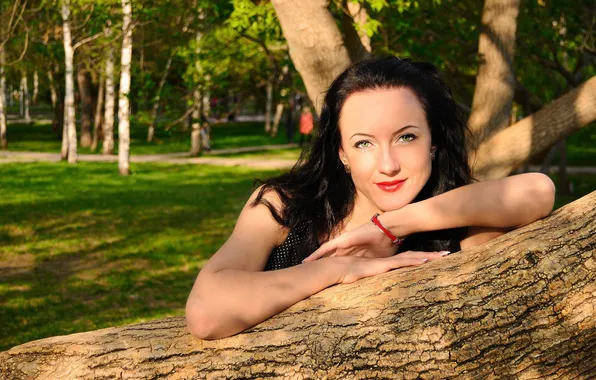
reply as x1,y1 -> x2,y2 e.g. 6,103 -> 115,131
186,57 -> 555,340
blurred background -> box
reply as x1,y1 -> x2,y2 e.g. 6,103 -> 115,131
0,0 -> 594,350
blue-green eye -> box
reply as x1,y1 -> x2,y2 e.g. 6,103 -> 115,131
354,140 -> 372,149
399,134 -> 416,142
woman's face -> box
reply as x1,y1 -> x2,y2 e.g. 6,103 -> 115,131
338,87 -> 435,213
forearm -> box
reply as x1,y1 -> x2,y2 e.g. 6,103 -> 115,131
383,173 -> 555,236
186,258 -> 343,339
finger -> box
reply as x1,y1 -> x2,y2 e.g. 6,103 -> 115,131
303,240 -> 338,262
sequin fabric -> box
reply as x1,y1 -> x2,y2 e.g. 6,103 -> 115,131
264,222 -> 311,271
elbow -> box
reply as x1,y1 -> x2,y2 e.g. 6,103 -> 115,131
525,173 -> 556,220
185,300 -> 222,340
535,173 -> 556,217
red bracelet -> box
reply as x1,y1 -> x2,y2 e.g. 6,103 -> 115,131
371,213 -> 404,246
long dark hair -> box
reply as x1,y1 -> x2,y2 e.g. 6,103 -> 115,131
254,57 -> 473,256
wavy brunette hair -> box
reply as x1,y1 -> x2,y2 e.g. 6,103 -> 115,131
254,57 -> 473,256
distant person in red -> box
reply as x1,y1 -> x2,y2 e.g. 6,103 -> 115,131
299,106 -> 314,146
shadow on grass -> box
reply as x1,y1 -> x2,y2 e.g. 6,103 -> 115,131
0,162 -> 283,350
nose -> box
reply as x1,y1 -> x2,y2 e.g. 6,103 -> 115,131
377,146 -> 400,177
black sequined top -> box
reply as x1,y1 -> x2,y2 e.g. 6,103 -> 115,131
264,222 -> 312,271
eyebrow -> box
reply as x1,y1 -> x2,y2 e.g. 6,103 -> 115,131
349,125 -> 420,140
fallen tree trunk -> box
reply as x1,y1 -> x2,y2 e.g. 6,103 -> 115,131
2,191 -> 595,379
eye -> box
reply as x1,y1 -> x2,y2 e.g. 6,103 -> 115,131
354,140 -> 372,149
398,133 -> 417,143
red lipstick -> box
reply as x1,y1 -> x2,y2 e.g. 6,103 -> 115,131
375,179 -> 406,192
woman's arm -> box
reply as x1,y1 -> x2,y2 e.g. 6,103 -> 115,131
387,173 -> 555,237
304,173 -> 555,260
186,188 -> 445,340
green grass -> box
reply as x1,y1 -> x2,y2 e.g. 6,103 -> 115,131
0,162 -> 282,351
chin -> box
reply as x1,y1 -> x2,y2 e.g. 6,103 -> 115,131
373,190 -> 419,212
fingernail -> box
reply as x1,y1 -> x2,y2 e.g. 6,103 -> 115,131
422,258 -> 429,263
440,251 -> 451,256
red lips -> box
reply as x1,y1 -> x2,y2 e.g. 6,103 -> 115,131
375,179 -> 406,192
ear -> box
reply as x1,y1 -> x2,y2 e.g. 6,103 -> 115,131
339,147 -> 347,165
431,145 -> 438,153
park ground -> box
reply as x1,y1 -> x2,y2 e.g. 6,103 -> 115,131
1,111 -> 595,350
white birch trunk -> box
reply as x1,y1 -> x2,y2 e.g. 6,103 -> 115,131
62,0 -> 77,164
48,70 -> 57,108
265,79 -> 272,133
118,0 -> 132,175
102,22 -> 115,155
190,88 -> 201,156
19,78 -> 24,116
33,71 -> 39,105
91,76 -> 104,151
147,54 -> 174,142
200,90 -> 210,149
0,48 -> 7,149
21,72 -> 30,122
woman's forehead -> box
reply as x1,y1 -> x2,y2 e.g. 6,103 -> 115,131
339,87 -> 429,134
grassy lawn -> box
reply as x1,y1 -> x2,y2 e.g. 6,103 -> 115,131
0,162 -> 282,351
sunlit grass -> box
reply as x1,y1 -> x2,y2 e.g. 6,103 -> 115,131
0,162 -> 282,350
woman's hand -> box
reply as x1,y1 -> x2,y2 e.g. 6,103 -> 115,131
303,220 -> 400,262
333,252 -> 447,284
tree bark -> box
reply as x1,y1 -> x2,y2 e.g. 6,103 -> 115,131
76,68 -> 93,148
2,190 -> 595,379
147,53 -> 174,142
467,0 -> 520,149
33,70 -> 38,105
341,0 -> 371,62
21,72 -> 30,122
271,0 -> 351,114
48,69 -> 57,109
471,75 -> 596,180
118,0 -> 132,176
190,88 -> 202,156
91,75 -> 104,151
265,78 -> 273,133
61,0 -> 77,164
102,22 -> 116,155
0,47 -> 7,149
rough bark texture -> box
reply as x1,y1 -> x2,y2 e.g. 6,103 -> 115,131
271,0 -> 351,114
61,0 -> 77,164
102,24 -> 115,156
76,69 -> 93,148
467,0 -> 520,149
2,191 -> 595,379
472,75 -> 596,180
118,0 -> 132,176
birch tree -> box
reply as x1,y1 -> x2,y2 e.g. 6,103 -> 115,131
61,0 -> 77,163
102,20 -> 115,155
118,0 -> 132,175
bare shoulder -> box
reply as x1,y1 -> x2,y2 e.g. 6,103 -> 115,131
202,185 -> 290,273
